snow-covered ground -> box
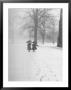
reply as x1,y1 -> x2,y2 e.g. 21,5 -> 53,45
38,42 -> 57,47
8,39 -> 62,81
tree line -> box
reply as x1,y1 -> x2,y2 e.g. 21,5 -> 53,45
21,8 -> 62,47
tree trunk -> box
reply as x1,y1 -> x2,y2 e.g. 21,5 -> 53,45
42,9 -> 46,44
57,9 -> 62,47
42,31 -> 45,44
34,9 -> 38,44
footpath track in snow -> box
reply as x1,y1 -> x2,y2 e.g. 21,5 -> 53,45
8,40 -> 62,81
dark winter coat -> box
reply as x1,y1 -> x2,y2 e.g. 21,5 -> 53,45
32,43 -> 37,50
27,43 -> 31,50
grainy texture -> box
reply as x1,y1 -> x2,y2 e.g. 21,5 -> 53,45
8,8 -> 62,81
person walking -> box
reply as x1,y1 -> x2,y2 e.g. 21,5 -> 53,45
26,40 -> 32,52
32,41 -> 38,52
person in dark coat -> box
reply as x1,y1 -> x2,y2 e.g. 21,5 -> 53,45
32,41 -> 38,52
26,40 -> 32,52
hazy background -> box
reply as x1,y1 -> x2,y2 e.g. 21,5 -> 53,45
8,8 -> 62,81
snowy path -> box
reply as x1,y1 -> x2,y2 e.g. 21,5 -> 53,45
8,40 -> 62,81
32,47 -> 62,81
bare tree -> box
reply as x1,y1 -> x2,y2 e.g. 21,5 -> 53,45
49,16 -> 56,43
38,9 -> 51,44
38,9 -> 57,44
19,8 -> 38,44
57,9 -> 62,47
33,9 -> 38,44
19,8 -> 58,44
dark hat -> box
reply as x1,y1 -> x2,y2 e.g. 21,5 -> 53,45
32,41 -> 36,43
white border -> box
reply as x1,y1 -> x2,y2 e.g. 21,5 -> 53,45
3,3 -> 68,87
